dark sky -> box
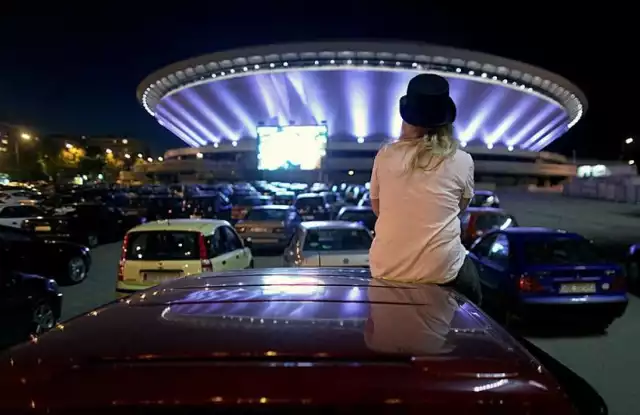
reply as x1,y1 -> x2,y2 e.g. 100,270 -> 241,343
0,4 -> 636,158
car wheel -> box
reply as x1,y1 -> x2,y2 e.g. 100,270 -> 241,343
31,301 -> 57,335
64,257 -> 88,285
86,234 -> 99,248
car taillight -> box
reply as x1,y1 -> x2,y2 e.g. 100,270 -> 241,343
198,233 -> 213,272
611,274 -> 627,292
118,234 -> 129,281
518,275 -> 545,292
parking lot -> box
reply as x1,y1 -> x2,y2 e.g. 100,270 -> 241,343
60,190 -> 640,415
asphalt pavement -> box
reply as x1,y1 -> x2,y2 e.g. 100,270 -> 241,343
59,190 -> 640,415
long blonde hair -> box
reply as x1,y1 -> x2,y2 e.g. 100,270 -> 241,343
392,124 -> 458,172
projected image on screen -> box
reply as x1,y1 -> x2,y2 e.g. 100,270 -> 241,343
257,125 -> 328,170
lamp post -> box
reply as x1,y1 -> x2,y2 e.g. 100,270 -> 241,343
15,133 -> 32,168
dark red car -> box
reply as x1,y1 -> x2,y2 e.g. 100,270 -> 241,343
0,268 -> 604,414
460,207 -> 518,247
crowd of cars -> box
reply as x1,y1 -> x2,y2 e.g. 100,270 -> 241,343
0,179 -> 632,412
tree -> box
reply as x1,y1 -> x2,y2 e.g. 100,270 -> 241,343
38,143 -> 85,181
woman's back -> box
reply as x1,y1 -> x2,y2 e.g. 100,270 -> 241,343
369,143 -> 474,284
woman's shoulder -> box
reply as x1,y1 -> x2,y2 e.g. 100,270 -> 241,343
453,148 -> 474,165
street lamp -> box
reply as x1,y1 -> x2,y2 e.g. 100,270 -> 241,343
629,160 -> 635,165
105,148 -> 113,154
157,156 -> 163,161
137,153 -> 143,158
124,153 -> 131,159
626,137 -> 634,144
147,157 -> 153,162
65,143 -> 73,149
15,133 -> 34,167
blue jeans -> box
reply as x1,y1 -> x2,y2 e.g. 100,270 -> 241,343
442,255 -> 482,305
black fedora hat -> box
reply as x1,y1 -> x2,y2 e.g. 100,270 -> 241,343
399,74 -> 457,129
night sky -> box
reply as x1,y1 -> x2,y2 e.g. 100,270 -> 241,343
0,4 -> 636,158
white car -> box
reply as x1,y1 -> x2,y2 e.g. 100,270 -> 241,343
283,221 -> 372,267
0,190 -> 41,206
0,204 -> 48,229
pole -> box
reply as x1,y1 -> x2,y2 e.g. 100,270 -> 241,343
14,138 -> 19,168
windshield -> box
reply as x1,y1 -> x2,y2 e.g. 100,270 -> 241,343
338,211 -> 377,227
246,209 -> 288,221
303,228 -> 372,251
470,194 -> 495,206
232,195 -> 266,206
523,237 -> 605,265
295,196 -> 324,208
126,231 -> 200,261
475,214 -> 513,231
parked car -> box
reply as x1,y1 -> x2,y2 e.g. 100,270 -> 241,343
22,202 -> 133,247
235,205 -> 301,250
0,263 -> 62,349
469,190 -> 500,208
283,221 -> 372,267
116,219 -> 254,298
0,269 -> 605,413
294,193 -> 331,221
230,193 -> 271,222
460,207 -> 518,247
0,204 -> 48,229
336,206 -> 377,232
469,227 -> 628,329
0,225 -> 91,285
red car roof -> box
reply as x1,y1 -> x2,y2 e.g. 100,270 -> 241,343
0,268 -> 574,413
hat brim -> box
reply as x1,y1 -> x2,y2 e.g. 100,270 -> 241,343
399,95 -> 457,128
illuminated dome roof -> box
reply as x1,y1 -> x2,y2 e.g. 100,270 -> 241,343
137,41 -> 586,152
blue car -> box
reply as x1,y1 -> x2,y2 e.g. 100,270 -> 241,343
469,227 -> 628,329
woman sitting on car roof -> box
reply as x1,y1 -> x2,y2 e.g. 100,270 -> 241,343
368,73 -> 481,304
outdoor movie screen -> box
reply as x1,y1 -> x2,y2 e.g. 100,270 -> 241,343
257,125 -> 328,171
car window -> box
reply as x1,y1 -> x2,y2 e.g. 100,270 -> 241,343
523,236 -> 605,265
0,207 -> 20,218
246,209 -> 288,221
0,226 -> 33,243
13,206 -> 45,217
222,226 -> 243,251
487,234 -> 510,267
126,231 -> 200,261
475,214 -> 511,232
471,233 -> 499,258
303,228 -> 372,251
295,197 -> 324,208
210,228 -> 226,256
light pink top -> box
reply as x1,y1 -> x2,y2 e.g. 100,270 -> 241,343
369,143 -> 474,284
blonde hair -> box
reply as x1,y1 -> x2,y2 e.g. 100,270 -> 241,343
393,124 -> 458,172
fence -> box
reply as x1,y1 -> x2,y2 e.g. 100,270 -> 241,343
563,178 -> 640,204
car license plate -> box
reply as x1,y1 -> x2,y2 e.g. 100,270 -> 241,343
143,273 -> 178,283
303,215 -> 314,220
35,225 -> 51,232
559,283 -> 596,294
252,227 -> 268,232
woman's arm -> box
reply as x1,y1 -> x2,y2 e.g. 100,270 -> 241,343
370,152 -> 381,216
459,160 -> 475,211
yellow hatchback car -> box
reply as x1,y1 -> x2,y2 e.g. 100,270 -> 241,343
116,219 -> 254,297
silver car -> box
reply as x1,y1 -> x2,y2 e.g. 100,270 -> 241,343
283,221 -> 372,267
235,205 -> 301,249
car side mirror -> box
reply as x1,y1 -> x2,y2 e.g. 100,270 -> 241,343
244,238 -> 253,250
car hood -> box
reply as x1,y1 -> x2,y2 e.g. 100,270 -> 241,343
0,269 -> 568,410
